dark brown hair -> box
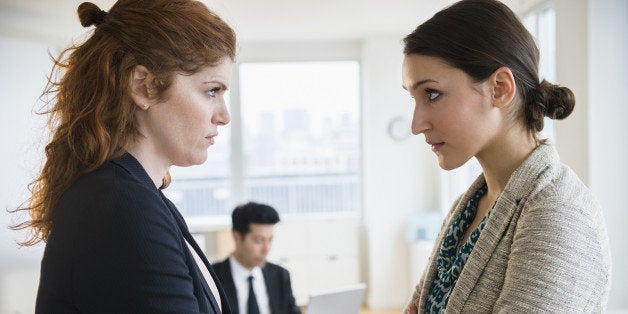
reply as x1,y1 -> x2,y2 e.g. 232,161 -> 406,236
13,0 -> 236,246
403,0 -> 574,134
232,202 -> 280,237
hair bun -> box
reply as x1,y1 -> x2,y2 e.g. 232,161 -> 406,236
77,2 -> 108,27
534,80 -> 575,120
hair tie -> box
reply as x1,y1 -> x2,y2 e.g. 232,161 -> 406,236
93,10 -> 108,26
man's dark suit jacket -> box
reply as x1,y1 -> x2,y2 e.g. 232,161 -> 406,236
35,153 -> 231,314
212,258 -> 301,314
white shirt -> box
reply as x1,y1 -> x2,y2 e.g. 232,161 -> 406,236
229,256 -> 271,314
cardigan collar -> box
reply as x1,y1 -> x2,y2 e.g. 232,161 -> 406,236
500,142 -> 559,202
459,142 -> 558,208
421,143 -> 559,312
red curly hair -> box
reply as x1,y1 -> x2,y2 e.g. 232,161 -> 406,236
12,0 -> 236,246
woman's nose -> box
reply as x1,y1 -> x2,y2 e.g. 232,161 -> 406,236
212,99 -> 230,126
411,103 -> 430,135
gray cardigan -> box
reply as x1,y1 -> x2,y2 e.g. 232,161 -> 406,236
405,144 -> 612,313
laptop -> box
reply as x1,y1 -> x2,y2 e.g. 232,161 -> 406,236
305,283 -> 367,314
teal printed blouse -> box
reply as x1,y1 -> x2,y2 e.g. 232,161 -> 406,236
425,184 -> 492,313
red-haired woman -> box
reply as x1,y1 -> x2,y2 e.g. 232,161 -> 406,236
13,1 -> 236,312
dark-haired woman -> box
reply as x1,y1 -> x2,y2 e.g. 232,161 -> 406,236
13,0 -> 236,313
402,0 -> 611,313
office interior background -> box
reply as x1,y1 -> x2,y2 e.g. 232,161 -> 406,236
1,0 -> 626,312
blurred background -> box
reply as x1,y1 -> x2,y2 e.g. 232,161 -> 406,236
1,0 -> 626,312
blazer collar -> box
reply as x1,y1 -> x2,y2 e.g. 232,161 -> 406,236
111,152 -> 160,195
220,260 -> 240,313
162,195 -> 228,313
227,257 -> 278,314
500,143 -> 559,201
262,264 -> 279,313
111,152 -> 232,313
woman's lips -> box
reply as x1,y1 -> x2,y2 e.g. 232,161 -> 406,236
431,142 -> 444,152
205,135 -> 216,145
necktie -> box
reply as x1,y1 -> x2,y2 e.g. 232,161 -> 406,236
247,275 -> 260,314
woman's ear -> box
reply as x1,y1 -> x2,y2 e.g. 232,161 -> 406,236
130,65 -> 156,111
490,67 -> 517,109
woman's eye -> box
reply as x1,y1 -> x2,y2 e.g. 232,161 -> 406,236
206,87 -> 220,97
426,88 -> 440,101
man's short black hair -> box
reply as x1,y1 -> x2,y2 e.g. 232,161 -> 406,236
232,202 -> 280,236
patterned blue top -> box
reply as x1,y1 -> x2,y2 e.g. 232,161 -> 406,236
425,184 -> 492,313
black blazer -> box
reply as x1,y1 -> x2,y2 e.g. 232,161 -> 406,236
35,153 -> 231,314
212,259 -> 301,314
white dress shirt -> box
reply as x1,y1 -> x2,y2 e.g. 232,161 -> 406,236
229,256 -> 271,314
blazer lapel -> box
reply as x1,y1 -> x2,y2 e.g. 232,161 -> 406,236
445,144 -> 555,312
445,190 -> 521,312
417,177 -> 485,313
262,265 -> 279,313
161,194 -> 224,314
217,261 -> 239,314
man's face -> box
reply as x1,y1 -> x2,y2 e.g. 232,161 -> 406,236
233,223 -> 274,270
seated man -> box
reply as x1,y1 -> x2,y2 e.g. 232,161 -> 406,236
213,202 -> 301,314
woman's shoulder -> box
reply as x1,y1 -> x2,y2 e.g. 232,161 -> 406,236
512,143 -> 599,213
513,143 -> 608,244
528,161 -> 599,214
57,160 -> 163,220
74,159 -> 155,194
518,159 -> 610,261
51,159 -> 178,249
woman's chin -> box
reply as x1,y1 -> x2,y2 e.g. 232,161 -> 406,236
438,157 -> 467,171
175,153 -> 208,168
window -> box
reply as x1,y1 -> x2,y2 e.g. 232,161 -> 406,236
523,4 -> 557,142
164,61 -> 362,222
239,61 -> 361,216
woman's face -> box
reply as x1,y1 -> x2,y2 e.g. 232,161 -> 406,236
141,58 -> 232,167
402,54 -> 503,170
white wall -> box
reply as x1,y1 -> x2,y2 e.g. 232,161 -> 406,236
554,0 -> 628,310
587,0 -> 628,309
554,0 -> 590,183
0,36 -> 49,314
361,36 -> 440,309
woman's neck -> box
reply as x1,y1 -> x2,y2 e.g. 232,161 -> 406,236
125,140 -> 170,188
476,129 -> 538,202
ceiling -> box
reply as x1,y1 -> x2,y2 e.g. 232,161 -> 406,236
0,0 -> 544,45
